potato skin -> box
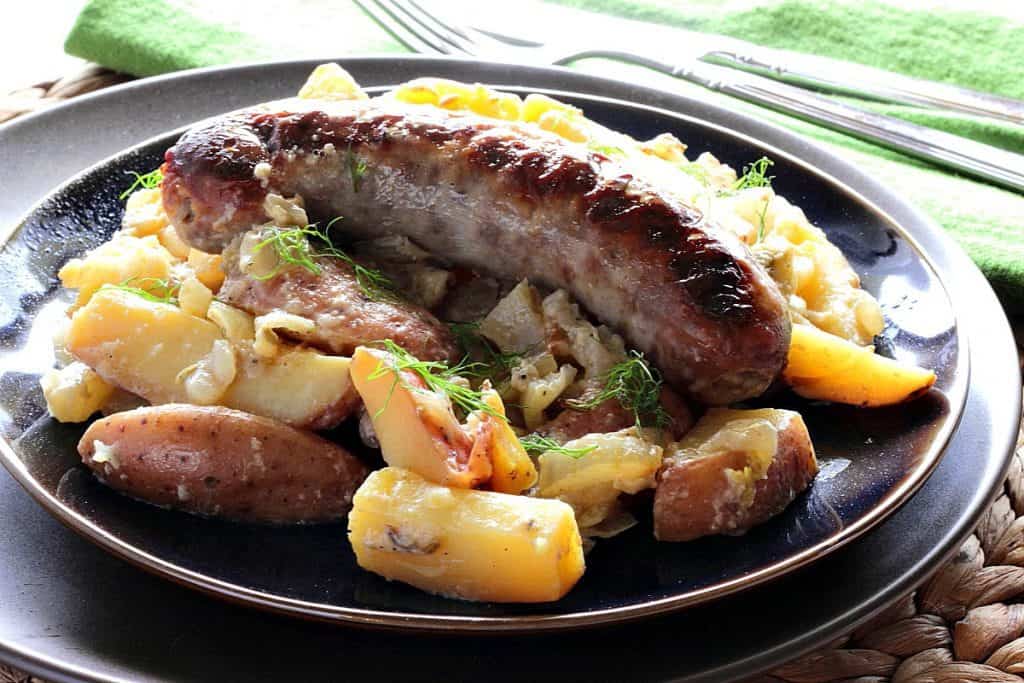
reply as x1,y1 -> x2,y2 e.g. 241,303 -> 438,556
654,409 -> 817,542
78,405 -> 368,524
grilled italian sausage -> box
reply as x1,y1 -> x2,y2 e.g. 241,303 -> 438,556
79,404 -> 368,523
219,238 -> 459,362
163,98 -> 790,403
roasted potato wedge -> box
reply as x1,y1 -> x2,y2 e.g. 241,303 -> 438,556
65,289 -> 356,428
350,346 -> 492,488
298,62 -> 368,101
784,323 -> 935,407
121,187 -> 170,237
222,348 -> 359,431
654,408 -> 817,542
79,404 -> 367,523
348,467 -> 584,602
481,391 -> 537,495
537,428 -> 663,530
65,288 -> 222,404
57,235 -> 175,309
39,361 -> 115,423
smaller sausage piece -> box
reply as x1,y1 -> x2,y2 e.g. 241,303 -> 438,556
219,237 -> 460,363
654,408 -> 817,542
537,397 -> 633,444
78,405 -> 368,524
538,387 -> 694,443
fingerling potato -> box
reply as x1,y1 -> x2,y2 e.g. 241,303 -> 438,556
79,404 -> 368,523
223,348 -> 360,431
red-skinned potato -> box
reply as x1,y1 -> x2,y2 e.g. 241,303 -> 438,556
78,404 -> 368,523
654,408 -> 817,542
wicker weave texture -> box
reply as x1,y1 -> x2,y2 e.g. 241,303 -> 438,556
0,66 -> 129,124
2,68 -> 1024,683
754,420 -> 1024,682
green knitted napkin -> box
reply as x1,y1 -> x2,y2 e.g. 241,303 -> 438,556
64,0 -> 1024,309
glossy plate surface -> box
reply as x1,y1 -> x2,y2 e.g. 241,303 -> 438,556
0,70 -> 968,630
0,60 -> 1016,681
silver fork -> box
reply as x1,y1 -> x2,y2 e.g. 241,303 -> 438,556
374,1 -> 1024,126
356,0 -> 1024,194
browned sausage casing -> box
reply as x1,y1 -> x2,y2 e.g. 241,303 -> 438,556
78,405 -> 368,524
539,386 -> 694,443
162,98 -> 790,403
219,241 -> 459,362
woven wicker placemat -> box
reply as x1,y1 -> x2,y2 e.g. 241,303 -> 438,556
0,66 -> 130,125
2,67 -> 1023,683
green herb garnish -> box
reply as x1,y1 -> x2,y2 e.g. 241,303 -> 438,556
519,433 -> 597,459
101,277 -> 179,305
677,161 -> 711,187
119,168 -> 163,200
252,220 -> 395,300
589,142 -> 625,158
486,349 -> 525,376
370,339 -> 505,421
350,261 -> 395,300
448,320 -> 524,380
252,226 -> 323,281
755,199 -> 770,243
346,146 -> 368,193
732,156 -> 774,191
318,217 -> 395,300
567,351 -> 670,429
448,320 -> 483,352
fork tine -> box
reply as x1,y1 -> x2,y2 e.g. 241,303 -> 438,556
471,26 -> 545,48
405,0 -> 478,45
387,0 -> 478,55
354,0 -> 453,55
402,3 -> 552,60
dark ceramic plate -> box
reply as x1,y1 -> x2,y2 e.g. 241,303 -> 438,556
0,58 -> 1018,682
0,60 -> 979,634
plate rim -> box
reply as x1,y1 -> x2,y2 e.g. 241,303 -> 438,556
0,57 -> 991,635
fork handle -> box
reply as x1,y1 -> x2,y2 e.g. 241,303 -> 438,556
697,66 -> 1024,193
701,49 -> 1024,126
572,50 -> 1024,193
